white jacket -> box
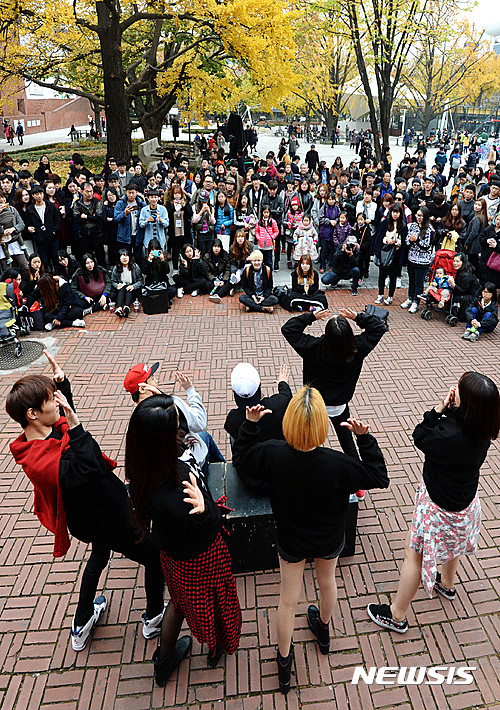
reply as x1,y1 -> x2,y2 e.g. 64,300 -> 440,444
174,387 -> 208,464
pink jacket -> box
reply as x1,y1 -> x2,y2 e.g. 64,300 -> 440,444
255,219 -> 279,249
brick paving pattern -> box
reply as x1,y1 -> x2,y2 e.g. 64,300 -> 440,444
0,285 -> 499,709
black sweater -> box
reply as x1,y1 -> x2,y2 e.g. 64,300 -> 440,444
281,312 -> 387,406
224,381 -> 293,442
291,270 -> 322,295
232,420 -> 389,557
149,458 -> 223,560
413,408 -> 490,512
54,378 -> 133,547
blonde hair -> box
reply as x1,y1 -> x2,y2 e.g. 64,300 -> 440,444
282,386 -> 329,451
249,249 -> 263,260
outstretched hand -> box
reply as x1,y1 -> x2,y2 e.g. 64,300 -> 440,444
313,308 -> 330,321
54,389 -> 80,429
275,364 -> 290,384
435,386 -> 456,414
43,349 -> 64,382
340,417 -> 369,436
246,404 -> 272,423
183,472 -> 205,515
175,371 -> 193,390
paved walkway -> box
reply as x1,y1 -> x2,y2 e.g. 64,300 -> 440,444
0,283 -> 498,709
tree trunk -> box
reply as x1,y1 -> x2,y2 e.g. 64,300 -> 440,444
96,1 -> 132,160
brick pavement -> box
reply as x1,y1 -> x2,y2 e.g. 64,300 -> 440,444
0,284 -> 499,710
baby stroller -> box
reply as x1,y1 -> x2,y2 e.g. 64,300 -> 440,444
0,282 -> 22,358
420,249 -> 459,326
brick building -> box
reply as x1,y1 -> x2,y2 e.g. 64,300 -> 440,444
0,79 -> 92,136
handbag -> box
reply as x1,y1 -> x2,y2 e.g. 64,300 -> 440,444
378,243 -> 396,268
486,250 -> 500,273
364,304 -> 389,328
141,283 -> 170,315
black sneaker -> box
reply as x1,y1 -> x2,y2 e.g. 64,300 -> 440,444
434,572 -> 456,601
366,603 -> 408,634
276,644 -> 294,695
351,290 -> 358,296
307,605 -> 330,654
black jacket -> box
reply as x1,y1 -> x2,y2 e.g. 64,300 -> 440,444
150,457 -> 223,560
26,281 -> 84,321
261,192 -> 285,225
240,263 -> 273,298
413,408 -> 490,512
331,245 -> 359,277
25,201 -> 61,244
464,298 -> 499,328
232,420 -> 388,557
166,200 -> 193,242
178,257 -> 207,283
291,270 -> 321,295
281,312 -> 387,406
73,197 -> 103,238
54,378 -> 133,547
452,267 -> 480,300
224,381 -> 293,443
203,251 -> 231,281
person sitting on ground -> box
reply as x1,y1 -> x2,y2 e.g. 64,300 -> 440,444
172,243 -> 207,298
124,363 -> 224,473
224,363 -> 293,478
280,255 -> 328,312
143,238 -> 176,304
321,235 -> 360,295
239,249 -> 278,313
203,238 -> 232,303
55,249 -> 79,283
423,266 -> 452,309
229,229 -> 250,290
110,249 -> 144,317
25,273 -> 86,330
462,283 -> 498,341
71,253 -> 111,313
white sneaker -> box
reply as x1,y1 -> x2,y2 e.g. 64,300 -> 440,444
396,278 -> 402,288
209,294 -> 222,303
409,301 -> 418,313
177,288 -> 183,299
142,609 -> 164,640
375,295 -> 384,304
384,297 -> 393,305
229,288 -> 234,296
401,298 -> 412,309
44,322 -> 53,331
71,596 -> 107,651
191,290 -> 198,297
72,319 -> 86,327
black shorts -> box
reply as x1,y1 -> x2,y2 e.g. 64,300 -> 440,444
277,535 -> 345,563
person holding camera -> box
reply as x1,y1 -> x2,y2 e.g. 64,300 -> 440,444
139,190 -> 169,251
321,235 -> 360,295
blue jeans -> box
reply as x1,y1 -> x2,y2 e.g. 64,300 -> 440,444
322,267 -> 360,290
467,308 -> 495,333
407,263 -> 428,302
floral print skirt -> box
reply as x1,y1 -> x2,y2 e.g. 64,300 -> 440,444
409,480 -> 481,597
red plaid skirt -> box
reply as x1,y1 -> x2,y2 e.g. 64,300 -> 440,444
160,532 -> 242,654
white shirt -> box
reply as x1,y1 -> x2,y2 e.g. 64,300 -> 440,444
35,202 -> 46,222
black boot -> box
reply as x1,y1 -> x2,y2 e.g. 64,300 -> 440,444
307,605 -> 330,654
152,636 -> 192,687
277,644 -> 293,695
207,644 -> 225,667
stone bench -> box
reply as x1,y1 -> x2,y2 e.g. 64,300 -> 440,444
208,462 -> 358,574
138,137 -> 162,166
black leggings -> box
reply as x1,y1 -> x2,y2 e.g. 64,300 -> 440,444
74,535 -> 164,626
44,307 -> 84,327
173,274 -> 207,294
114,287 -> 139,309
329,405 -> 359,460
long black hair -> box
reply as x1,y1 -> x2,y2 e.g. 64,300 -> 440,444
455,372 -> 500,441
81,253 -> 102,283
415,205 -> 431,237
125,394 -> 181,539
321,315 -> 357,364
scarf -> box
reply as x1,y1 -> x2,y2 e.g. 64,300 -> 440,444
10,417 -> 117,558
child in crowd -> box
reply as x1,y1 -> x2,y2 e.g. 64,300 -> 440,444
254,206 -> 279,269
462,283 -> 498,341
293,213 -> 318,262
332,210 -> 352,249
424,266 -> 452,308
285,195 -> 304,269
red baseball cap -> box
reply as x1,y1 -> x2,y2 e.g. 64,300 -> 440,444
124,362 -> 160,395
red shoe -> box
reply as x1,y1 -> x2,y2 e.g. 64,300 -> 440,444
355,490 -> 365,501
